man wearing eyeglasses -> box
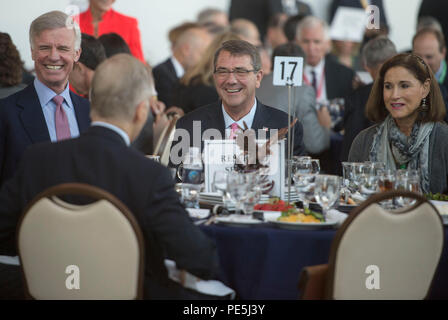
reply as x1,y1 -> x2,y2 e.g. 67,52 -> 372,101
170,39 -> 306,166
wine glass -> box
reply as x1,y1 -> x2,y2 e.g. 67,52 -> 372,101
292,159 -> 314,210
226,171 -> 253,215
213,170 -> 232,209
314,175 -> 340,221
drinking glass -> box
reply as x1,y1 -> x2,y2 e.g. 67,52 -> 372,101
358,164 -> 379,199
180,183 -> 202,208
226,171 -> 253,215
292,159 -> 313,209
378,169 -> 396,192
213,171 -> 231,209
314,175 -> 340,221
395,169 -> 421,207
378,169 -> 396,209
243,184 -> 262,215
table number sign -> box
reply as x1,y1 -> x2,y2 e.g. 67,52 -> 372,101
203,140 -> 286,198
273,56 -> 303,87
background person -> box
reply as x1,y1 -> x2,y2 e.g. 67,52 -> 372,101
78,0 -> 145,62
0,32 -> 26,99
69,33 -> 107,97
257,43 -> 331,155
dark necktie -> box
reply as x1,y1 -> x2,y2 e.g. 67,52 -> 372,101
311,70 -> 317,93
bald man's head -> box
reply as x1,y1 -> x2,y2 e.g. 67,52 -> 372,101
230,19 -> 261,46
90,54 -> 154,122
173,27 -> 212,70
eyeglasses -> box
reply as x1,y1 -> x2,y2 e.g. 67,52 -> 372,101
214,68 -> 259,79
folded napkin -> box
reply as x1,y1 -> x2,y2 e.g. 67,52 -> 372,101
164,259 -> 236,298
326,209 -> 348,227
0,255 -> 20,266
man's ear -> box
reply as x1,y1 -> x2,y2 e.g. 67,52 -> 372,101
134,100 -> 149,124
74,47 -> 82,63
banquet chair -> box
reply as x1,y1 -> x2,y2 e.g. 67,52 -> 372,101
298,190 -> 445,300
17,183 -> 145,300
153,113 -> 180,166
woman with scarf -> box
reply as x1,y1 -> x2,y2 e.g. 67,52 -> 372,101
348,53 -> 448,194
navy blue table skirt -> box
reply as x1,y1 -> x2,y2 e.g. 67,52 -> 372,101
201,224 -> 448,300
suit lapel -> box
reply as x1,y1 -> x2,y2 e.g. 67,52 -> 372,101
18,84 -> 51,144
206,101 -> 226,137
251,100 -> 267,131
324,58 -> 336,100
70,91 -> 90,132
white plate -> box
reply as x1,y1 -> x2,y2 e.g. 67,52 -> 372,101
265,216 -> 337,230
214,215 -> 264,227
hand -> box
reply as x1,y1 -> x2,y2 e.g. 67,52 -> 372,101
165,106 -> 185,118
352,74 -> 364,90
150,97 -> 165,117
317,106 -> 332,129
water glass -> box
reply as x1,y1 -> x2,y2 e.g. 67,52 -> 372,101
292,159 -> 313,209
226,171 -> 253,214
213,171 -> 232,208
181,183 -> 202,209
395,169 -> 421,207
314,175 -> 340,221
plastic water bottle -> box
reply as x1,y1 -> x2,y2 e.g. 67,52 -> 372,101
181,147 -> 203,208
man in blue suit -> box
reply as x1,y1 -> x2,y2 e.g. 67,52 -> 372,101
0,11 -> 90,187
170,40 -> 306,166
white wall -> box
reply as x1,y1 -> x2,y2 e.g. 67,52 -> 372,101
0,0 -> 424,70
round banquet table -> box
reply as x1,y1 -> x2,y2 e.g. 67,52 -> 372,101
200,223 -> 448,300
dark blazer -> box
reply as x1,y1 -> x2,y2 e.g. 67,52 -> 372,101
0,126 -> 219,299
340,83 -> 374,162
153,58 -> 179,107
0,84 -> 90,187
325,56 -> 356,101
170,99 -> 306,167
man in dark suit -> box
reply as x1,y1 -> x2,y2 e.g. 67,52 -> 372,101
296,15 -> 355,104
341,36 -> 397,162
0,53 -> 220,299
170,40 -> 306,167
295,16 -> 355,173
0,11 -> 90,188
152,25 -> 211,107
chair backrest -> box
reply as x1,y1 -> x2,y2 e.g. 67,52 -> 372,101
17,183 -> 145,300
326,190 -> 444,300
153,113 -> 179,166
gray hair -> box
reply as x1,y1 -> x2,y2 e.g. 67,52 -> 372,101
29,11 -> 81,50
417,16 -> 443,33
296,15 -> 330,42
197,8 -> 226,25
90,54 -> 155,121
213,39 -> 261,71
362,36 -> 397,69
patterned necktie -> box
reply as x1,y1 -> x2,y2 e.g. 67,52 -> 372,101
229,122 -> 240,139
311,70 -> 317,93
53,95 -> 71,141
